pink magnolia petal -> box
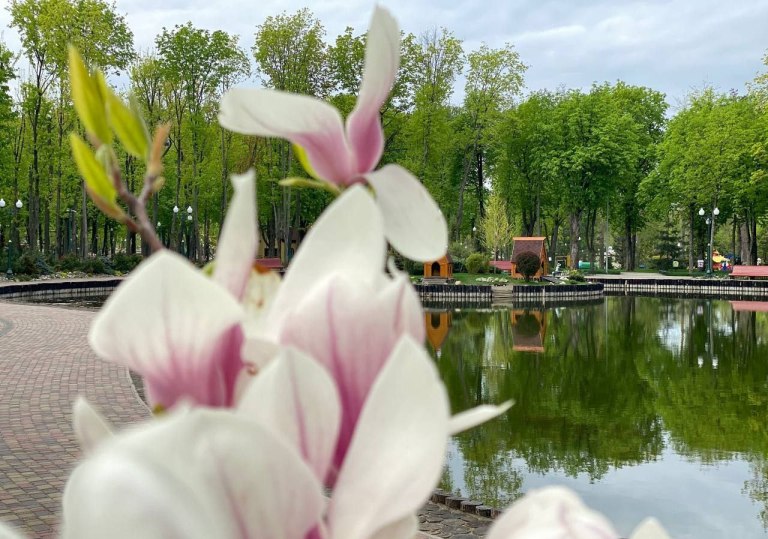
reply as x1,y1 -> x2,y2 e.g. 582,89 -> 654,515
62,409 -> 323,539
327,336 -> 449,539
449,402 -> 514,435
73,397 -> 114,455
278,273 -> 423,478
237,347 -> 341,483
89,252 -> 244,409
261,186 -> 386,339
365,164 -> 448,262
219,88 -> 356,184
213,170 -> 258,300
630,519 -> 671,539
487,486 -> 618,539
346,6 -> 400,173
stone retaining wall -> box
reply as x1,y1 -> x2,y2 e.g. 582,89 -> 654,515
588,277 -> 768,298
492,283 -> 603,304
415,284 -> 493,305
0,278 -> 122,300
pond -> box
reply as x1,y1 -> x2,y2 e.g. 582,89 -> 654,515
429,296 -> 768,539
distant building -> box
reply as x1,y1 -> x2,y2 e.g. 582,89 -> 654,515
510,237 -> 549,279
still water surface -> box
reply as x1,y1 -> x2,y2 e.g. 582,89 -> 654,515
428,297 -> 768,539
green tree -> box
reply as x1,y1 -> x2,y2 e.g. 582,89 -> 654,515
479,192 -> 512,260
252,9 -> 328,260
455,43 -> 526,239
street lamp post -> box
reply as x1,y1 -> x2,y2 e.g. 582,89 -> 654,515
173,205 -> 180,253
698,206 -> 720,276
186,206 -> 193,259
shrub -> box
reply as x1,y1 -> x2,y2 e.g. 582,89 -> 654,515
13,250 -> 53,277
465,253 -> 489,274
448,241 -> 470,272
566,270 -> 586,282
80,256 -> 113,275
56,254 -> 82,272
515,251 -> 541,281
113,253 -> 143,272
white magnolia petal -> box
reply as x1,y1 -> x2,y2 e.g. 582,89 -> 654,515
237,347 -> 341,482
277,273 -> 425,477
263,186 -> 386,336
62,409 -> 323,539
369,515 -> 417,539
213,170 -> 257,300
88,252 -> 244,408
219,89 -> 355,184
365,164 -> 448,262
629,519 -> 671,539
346,6 -> 400,173
0,522 -> 27,539
487,486 -> 617,539
328,336 -> 449,539
73,397 -> 114,454
449,401 -> 514,435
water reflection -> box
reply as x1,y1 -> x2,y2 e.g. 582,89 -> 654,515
432,297 -> 768,538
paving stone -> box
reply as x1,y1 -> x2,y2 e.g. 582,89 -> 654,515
0,302 -> 149,536
0,299 -> 489,539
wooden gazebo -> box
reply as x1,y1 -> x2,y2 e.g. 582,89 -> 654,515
423,255 -> 453,278
510,237 -> 549,279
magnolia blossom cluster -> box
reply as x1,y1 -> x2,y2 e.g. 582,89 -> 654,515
0,7 -> 671,539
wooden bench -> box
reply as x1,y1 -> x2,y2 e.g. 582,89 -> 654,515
729,266 -> 768,279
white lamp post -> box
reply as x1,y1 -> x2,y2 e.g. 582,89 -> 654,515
699,206 -> 720,275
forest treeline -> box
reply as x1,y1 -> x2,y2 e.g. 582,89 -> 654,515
1,0 -> 768,271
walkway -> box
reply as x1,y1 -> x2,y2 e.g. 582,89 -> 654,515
0,298 -> 491,538
0,303 -> 148,537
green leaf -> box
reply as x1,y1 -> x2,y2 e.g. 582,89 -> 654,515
68,46 -> 112,145
105,91 -> 150,159
70,134 -> 123,219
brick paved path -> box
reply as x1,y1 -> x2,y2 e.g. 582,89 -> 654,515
0,298 -> 485,539
0,302 -> 148,537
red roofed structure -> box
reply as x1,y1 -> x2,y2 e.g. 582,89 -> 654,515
510,237 -> 549,279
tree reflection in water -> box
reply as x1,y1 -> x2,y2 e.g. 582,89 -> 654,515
430,297 -> 768,530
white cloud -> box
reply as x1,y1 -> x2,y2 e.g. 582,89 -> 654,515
1,0 -> 766,106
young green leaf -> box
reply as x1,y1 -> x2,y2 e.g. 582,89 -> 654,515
105,91 -> 150,159
68,46 -> 112,146
70,134 -> 124,219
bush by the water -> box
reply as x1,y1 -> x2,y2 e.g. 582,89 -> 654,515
13,250 -> 53,277
113,253 -> 143,272
448,241 -> 470,273
466,253 -> 489,274
515,251 -> 541,281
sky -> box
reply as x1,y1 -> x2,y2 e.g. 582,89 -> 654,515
1,0 -> 767,111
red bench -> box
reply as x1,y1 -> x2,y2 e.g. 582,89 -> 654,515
254,257 -> 284,273
489,260 -> 512,274
730,266 -> 768,279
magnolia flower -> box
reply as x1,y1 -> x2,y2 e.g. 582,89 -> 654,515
487,487 -> 671,539
242,185 -> 510,482
60,339 -> 451,539
219,6 -> 447,262
88,171 -> 258,410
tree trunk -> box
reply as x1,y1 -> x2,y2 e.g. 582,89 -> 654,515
80,183 -> 88,257
455,150 -> 474,240
740,222 -> 750,265
688,206 -> 695,270
569,212 -> 580,269
550,219 -> 560,269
